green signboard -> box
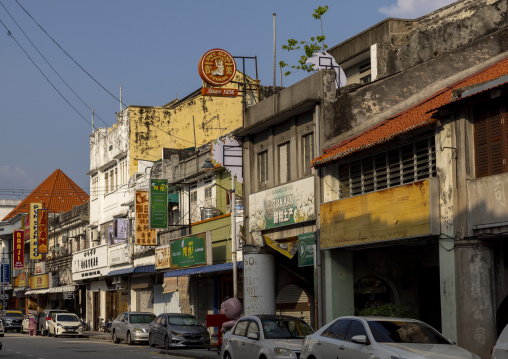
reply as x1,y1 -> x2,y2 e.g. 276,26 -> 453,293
170,233 -> 207,269
298,232 -> 315,267
150,179 -> 168,229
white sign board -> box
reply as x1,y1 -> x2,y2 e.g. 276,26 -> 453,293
72,244 -> 108,281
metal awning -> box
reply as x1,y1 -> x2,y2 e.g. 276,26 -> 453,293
163,262 -> 243,278
47,285 -> 75,293
107,265 -> 155,277
25,288 -> 50,295
13,287 -> 29,293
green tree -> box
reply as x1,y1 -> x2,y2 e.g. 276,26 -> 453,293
279,6 -> 329,76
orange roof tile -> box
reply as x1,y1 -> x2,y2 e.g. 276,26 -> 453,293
2,169 -> 89,221
312,56 -> 508,167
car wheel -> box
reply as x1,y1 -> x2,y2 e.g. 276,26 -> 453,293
54,329 -> 58,338
48,329 -> 52,337
223,351 -> 232,359
112,330 -> 120,343
127,331 -> 132,345
164,335 -> 170,349
149,334 -> 155,347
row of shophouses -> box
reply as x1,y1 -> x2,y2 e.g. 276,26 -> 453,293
1,0 -> 508,357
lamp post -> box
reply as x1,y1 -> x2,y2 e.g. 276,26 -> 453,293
202,158 -> 238,299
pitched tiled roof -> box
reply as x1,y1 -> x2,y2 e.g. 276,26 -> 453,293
2,169 -> 89,221
312,56 -> 508,167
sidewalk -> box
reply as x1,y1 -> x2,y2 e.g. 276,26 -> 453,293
86,331 -> 221,359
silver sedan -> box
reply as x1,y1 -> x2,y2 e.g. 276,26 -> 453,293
111,312 -> 156,345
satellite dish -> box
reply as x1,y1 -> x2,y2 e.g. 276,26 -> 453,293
306,51 -> 347,89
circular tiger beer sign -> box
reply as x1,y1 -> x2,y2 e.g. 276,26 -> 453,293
198,49 -> 236,86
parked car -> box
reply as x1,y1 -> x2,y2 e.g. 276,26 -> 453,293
111,312 -> 156,345
0,317 -> 4,336
492,323 -> 508,358
47,313 -> 83,338
222,314 -> 314,359
300,316 -> 481,359
37,309 -> 68,335
0,310 -> 23,332
149,313 -> 210,349
21,315 -> 29,334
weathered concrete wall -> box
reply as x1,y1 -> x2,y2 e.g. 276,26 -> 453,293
467,174 -> 508,228
128,71 -> 250,177
325,34 -> 508,147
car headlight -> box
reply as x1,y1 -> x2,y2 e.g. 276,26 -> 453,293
274,347 -> 293,356
132,327 -> 142,333
171,331 -> 183,337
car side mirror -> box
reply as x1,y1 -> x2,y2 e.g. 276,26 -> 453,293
448,338 -> 457,345
247,332 -> 260,340
351,335 -> 369,345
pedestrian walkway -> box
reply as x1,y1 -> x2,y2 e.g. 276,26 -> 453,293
85,331 -> 221,359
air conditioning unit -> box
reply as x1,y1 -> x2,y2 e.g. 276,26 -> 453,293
112,276 -> 122,285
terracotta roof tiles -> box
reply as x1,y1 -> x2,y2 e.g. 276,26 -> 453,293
2,169 -> 89,221
312,56 -> 508,167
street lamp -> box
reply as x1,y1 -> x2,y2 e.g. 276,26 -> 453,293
202,158 -> 238,299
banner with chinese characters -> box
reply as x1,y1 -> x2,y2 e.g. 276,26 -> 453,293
30,273 -> 49,290
135,190 -> 156,245
72,245 -> 108,281
17,272 -> 27,287
13,230 -> 24,270
249,177 -> 315,232
37,209 -> 48,254
29,203 -> 42,259
155,245 -> 171,270
170,233 -> 208,270
150,179 -> 168,229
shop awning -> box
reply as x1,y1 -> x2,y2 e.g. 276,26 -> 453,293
163,262 -> 243,278
25,288 -> 50,295
107,265 -> 155,277
47,285 -> 75,293
13,287 -> 29,293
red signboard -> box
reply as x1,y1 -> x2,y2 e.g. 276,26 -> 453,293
198,49 -> 236,86
13,230 -> 24,270
37,209 -> 48,254
201,87 -> 238,97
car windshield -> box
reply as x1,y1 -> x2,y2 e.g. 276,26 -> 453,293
168,315 -> 202,326
367,320 -> 451,344
262,318 -> 314,339
130,314 -> 156,324
57,314 -> 79,322
6,313 -> 23,318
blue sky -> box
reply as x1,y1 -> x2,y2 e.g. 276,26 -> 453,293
0,0 -> 456,199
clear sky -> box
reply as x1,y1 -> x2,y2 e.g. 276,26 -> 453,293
0,0 -> 457,200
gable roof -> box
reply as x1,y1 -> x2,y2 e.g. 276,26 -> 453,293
311,55 -> 508,167
2,169 -> 89,221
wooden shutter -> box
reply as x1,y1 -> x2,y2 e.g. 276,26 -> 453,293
474,97 -> 508,178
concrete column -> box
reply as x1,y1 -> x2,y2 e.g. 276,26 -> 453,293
324,250 -> 354,324
456,241 -> 495,359
243,252 -> 275,316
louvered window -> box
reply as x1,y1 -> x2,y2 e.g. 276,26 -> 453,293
336,136 -> 436,199
474,96 -> 508,178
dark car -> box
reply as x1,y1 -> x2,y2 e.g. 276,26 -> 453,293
148,313 -> 210,349
0,310 -> 24,332
37,309 -> 68,336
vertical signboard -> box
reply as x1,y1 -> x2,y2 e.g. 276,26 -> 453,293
298,232 -> 315,267
37,209 -> 48,254
1,263 -> 9,284
29,203 -> 42,259
114,218 -> 128,241
135,191 -> 156,245
150,179 -> 168,229
13,230 -> 24,270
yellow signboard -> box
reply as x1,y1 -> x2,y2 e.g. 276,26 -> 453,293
30,273 -> 49,290
264,235 -> 298,259
29,203 -> 42,260
321,179 -> 439,249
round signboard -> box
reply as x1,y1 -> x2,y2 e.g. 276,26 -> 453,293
198,48 -> 237,86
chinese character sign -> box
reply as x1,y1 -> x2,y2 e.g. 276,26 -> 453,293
150,179 -> 168,229
13,230 -> 24,270
135,190 -> 156,245
29,203 -> 42,259
249,177 -> 315,232
37,209 -> 48,254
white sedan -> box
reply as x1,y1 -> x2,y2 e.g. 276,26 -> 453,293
301,316 -> 480,359
492,323 -> 508,358
48,313 -> 83,338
